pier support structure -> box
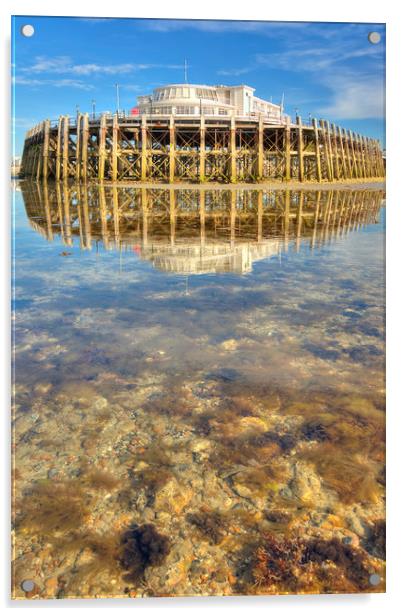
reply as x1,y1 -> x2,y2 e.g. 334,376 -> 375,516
20,115 -> 385,183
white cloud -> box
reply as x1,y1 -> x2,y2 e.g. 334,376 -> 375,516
13,75 -> 94,91
21,56 -> 183,77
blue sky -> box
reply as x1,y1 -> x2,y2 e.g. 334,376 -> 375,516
12,17 -> 385,155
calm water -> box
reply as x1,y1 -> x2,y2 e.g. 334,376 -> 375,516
12,182 -> 386,598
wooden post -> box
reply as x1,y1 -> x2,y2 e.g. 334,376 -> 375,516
56,116 -> 62,181
257,115 -> 264,180
98,113 -> 106,181
331,123 -> 340,180
348,130 -> 357,178
338,126 -> 347,179
230,189 -> 236,245
42,119 -> 50,179
81,113 -> 89,181
75,113 -> 81,182
169,115 -> 175,183
312,119 -> 322,182
284,122 -> 291,181
343,128 -> 353,178
199,116 -> 206,182
62,115 -> 69,179
325,121 -> 334,181
365,137 -> 373,177
36,122 -> 44,180
319,120 -> 331,181
297,116 -> 304,182
112,113 -> 119,182
230,116 -> 237,183
141,115 -> 148,181
359,135 -> 367,178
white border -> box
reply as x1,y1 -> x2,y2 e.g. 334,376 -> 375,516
2,1 -> 401,614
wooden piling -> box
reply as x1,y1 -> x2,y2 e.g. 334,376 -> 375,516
257,116 -> 264,180
284,123 -> 291,181
75,113 -> 81,182
331,123 -> 340,180
312,119 -> 322,182
42,119 -> 50,179
62,116 -> 69,180
112,114 -> 119,182
230,116 -> 237,183
81,113 -> 89,182
141,115 -> 147,181
56,116 -> 62,181
98,113 -> 106,181
297,116 -> 304,182
199,116 -> 206,182
169,115 -> 175,183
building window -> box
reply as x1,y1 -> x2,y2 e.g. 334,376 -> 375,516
176,105 -> 195,114
218,108 -> 228,115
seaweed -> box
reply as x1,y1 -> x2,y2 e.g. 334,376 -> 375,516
120,523 -> 171,583
365,519 -> 386,560
302,537 -> 372,590
187,511 -> 226,545
252,532 -> 303,592
250,533 -> 375,593
301,443 -> 382,504
15,479 -> 89,535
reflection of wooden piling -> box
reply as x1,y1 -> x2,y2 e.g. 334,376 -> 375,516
169,188 -> 176,245
199,190 -> 205,247
62,181 -> 72,246
141,187 -> 148,247
257,190 -> 263,241
311,191 -> 321,250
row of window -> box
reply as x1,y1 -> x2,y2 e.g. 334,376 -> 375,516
153,87 -> 222,102
144,105 -> 229,115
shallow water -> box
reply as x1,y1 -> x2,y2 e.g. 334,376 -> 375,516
12,182 -> 386,598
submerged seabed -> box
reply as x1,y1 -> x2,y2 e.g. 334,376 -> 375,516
12,182 -> 385,598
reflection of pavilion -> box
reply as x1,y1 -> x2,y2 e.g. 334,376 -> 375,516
141,241 -> 281,275
21,182 -> 384,275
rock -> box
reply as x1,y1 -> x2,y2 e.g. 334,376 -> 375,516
44,577 -> 58,597
154,478 -> 193,515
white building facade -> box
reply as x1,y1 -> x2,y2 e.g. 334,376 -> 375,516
137,84 -> 286,123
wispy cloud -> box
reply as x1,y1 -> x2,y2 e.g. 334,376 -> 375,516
141,19 -> 311,34
13,75 -> 94,90
217,24 -> 385,120
20,56 -> 183,77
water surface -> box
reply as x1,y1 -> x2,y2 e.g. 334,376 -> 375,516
12,182 -> 386,598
